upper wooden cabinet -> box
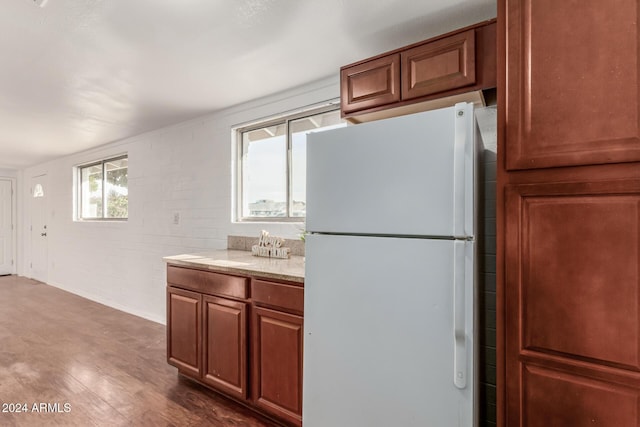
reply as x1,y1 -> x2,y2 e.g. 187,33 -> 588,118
505,0 -> 640,170
401,29 -> 475,100
341,54 -> 400,114
341,20 -> 496,121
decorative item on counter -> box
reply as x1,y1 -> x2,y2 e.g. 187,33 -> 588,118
251,230 -> 291,259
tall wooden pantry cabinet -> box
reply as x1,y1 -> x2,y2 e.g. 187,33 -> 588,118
497,0 -> 640,425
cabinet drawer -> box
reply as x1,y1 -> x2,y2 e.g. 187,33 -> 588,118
167,266 -> 248,299
251,280 -> 304,314
401,29 -> 476,100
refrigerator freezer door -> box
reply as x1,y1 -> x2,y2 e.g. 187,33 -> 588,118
303,234 -> 475,427
306,103 -> 475,238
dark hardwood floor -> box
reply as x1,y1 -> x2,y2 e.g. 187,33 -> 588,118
0,275 -> 278,427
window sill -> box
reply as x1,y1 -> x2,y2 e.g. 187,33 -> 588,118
74,219 -> 128,223
235,218 -> 304,225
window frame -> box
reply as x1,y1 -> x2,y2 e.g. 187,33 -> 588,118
76,154 -> 128,221
235,102 -> 341,223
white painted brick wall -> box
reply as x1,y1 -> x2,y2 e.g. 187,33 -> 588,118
21,76 -> 339,324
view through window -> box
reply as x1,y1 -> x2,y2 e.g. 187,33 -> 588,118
237,107 -> 345,220
78,155 -> 128,220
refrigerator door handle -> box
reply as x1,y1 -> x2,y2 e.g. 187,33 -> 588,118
453,241 -> 467,389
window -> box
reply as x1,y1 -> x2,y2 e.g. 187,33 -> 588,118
236,105 -> 345,221
77,155 -> 128,220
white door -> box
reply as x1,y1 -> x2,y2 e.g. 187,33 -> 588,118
0,179 -> 13,275
306,103 -> 475,238
303,234 -> 475,427
30,174 -> 48,283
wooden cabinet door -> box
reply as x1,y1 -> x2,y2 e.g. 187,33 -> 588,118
166,287 -> 201,378
504,179 -> 640,425
341,54 -> 400,115
251,306 -> 303,426
401,29 -> 475,100
504,0 -> 640,170
202,296 -> 248,400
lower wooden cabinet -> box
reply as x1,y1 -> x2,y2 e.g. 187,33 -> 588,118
166,265 -> 303,426
202,295 -> 248,400
503,178 -> 640,425
252,306 -> 304,426
167,287 -> 201,378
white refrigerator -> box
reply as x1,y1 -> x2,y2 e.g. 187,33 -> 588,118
303,103 -> 477,426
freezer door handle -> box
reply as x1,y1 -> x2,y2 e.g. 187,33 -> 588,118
453,241 -> 467,389
452,102 -> 474,238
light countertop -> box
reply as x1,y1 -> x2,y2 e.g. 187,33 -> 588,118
163,250 -> 304,283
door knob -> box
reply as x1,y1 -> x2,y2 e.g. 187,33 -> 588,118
41,232 -> 47,237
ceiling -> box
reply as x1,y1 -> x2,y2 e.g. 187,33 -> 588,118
1,0 -> 496,169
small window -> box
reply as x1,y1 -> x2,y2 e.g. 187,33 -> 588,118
236,105 -> 345,221
77,155 -> 128,220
